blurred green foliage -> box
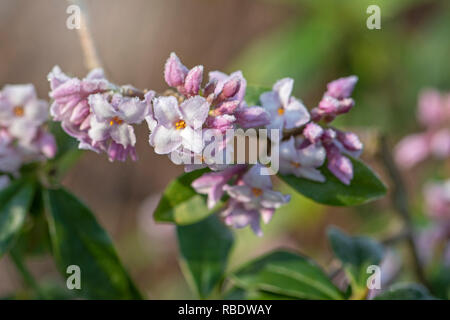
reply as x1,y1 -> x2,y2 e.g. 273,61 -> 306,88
232,0 -> 450,133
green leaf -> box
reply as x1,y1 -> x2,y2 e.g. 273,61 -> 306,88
154,169 -> 220,225
45,122 -> 83,182
429,265 -> 450,300
278,157 -> 387,206
375,283 -> 436,300
177,214 -> 234,298
0,179 -> 35,257
327,227 -> 384,289
244,86 -> 270,106
231,250 -> 344,300
43,188 -> 142,300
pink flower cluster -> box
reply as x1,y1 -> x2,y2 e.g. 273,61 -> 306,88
191,73 -> 361,235
193,164 -> 290,236
48,53 -> 363,235
274,76 -> 362,185
148,53 -> 270,160
48,66 -> 154,162
395,89 -> 450,169
394,89 -> 450,264
0,84 -> 56,189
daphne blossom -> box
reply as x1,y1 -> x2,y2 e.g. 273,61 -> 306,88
279,136 -> 326,182
88,92 -> 152,153
192,165 -> 247,209
311,76 -> 358,122
0,84 -> 56,176
260,78 -> 310,137
221,164 -> 290,236
164,52 -> 203,97
148,53 -> 270,172
149,95 -> 209,154
48,66 -> 153,161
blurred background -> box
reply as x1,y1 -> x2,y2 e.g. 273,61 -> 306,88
0,0 -> 449,299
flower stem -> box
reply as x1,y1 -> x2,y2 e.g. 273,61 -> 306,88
68,0 -> 102,70
378,135 -> 430,289
10,249 -> 47,299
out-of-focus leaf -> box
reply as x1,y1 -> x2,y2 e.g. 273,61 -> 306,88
177,214 -> 234,299
231,250 -> 344,300
43,188 -> 142,300
154,169 -> 221,225
0,179 -> 35,257
327,227 -> 384,290
429,265 -> 450,300
278,157 -> 386,206
374,283 -> 435,300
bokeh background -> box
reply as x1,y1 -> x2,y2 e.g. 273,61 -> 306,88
0,0 -> 449,299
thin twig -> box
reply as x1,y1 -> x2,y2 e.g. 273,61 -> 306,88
378,135 -> 430,289
69,0 -> 102,70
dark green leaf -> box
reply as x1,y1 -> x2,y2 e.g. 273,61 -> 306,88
231,250 -> 344,300
43,188 -> 142,300
327,227 -> 384,288
244,86 -> 270,106
375,283 -> 436,300
154,169 -> 220,225
278,157 -> 387,206
429,265 -> 450,300
0,179 -> 35,257
177,214 -> 234,298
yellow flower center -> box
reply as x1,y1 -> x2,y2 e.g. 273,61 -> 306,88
252,188 -> 263,197
277,107 -> 285,115
109,116 -> 123,126
290,161 -> 301,168
13,106 -> 24,117
175,120 -> 186,130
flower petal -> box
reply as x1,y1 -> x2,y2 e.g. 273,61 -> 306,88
149,125 -> 182,154
180,96 -> 209,129
110,123 -> 136,147
89,94 -> 116,121
153,96 -> 181,128
273,78 -> 294,108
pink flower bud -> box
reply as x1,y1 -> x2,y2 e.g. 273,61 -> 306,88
318,96 -> 339,113
205,114 -> 235,133
183,65 -> 203,96
337,98 -> 355,114
336,131 -> 363,152
214,100 -> 240,116
327,147 -> 353,185
303,123 -> 323,143
235,106 -> 270,128
219,77 -> 241,101
326,75 -> 358,99
164,52 -> 188,87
